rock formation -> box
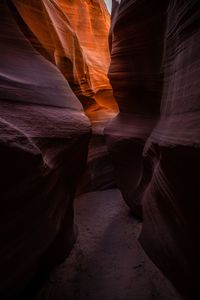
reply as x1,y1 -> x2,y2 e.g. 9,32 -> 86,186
139,1 -> 200,298
4,0 -> 118,197
105,0 -> 168,216
0,1 -> 91,298
1,0 -> 200,299
10,0 -> 117,111
106,0 -> 200,298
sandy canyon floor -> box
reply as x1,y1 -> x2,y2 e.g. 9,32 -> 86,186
34,189 -> 183,300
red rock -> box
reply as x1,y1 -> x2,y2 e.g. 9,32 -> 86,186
0,1 -> 91,298
11,0 -> 117,111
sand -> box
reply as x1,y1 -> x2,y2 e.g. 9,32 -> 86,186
34,189 -> 183,300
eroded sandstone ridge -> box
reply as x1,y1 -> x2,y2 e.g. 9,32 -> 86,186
106,0 -> 200,298
10,0 -> 116,110
0,1 -> 92,298
106,0 -> 168,216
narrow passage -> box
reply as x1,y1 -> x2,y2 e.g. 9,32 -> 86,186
35,189 -> 182,300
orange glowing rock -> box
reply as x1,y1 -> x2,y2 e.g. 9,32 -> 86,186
11,0 -> 117,111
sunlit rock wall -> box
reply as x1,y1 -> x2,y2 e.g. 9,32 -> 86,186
0,1 -> 91,298
107,0 -> 200,298
11,0 -> 116,110
7,0 -> 117,196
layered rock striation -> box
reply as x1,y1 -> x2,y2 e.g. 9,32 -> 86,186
106,0 -> 168,216
10,0 -> 117,110
106,0 -> 200,298
139,1 -> 200,298
0,1 -> 91,298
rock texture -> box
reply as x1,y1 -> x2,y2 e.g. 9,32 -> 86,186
2,0 -> 200,299
105,0 -> 168,216
0,1 -> 91,299
77,108 -> 117,194
4,0 -> 118,196
10,0 -> 117,110
1,0 -> 81,108
106,0 -> 200,298
139,1 -> 200,299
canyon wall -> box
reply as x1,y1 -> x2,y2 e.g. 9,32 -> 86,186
2,0 -> 200,298
106,0 -> 168,216
10,0 -> 116,110
107,0 -> 200,298
0,1 -> 91,298
7,0 -> 118,195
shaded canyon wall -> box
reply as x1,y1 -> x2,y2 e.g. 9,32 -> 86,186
0,0 -> 114,298
106,0 -> 200,298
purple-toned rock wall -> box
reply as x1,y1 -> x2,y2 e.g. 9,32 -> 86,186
140,1 -> 200,298
0,1 -> 91,298
106,0 -> 200,298
106,0 -> 168,216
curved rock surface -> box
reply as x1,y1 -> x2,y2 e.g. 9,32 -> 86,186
106,0 -> 167,215
10,0 -> 117,110
106,0 -> 200,298
2,0 -> 200,299
139,1 -> 200,299
0,1 -> 91,299
1,0 -> 81,109
78,108 -> 117,194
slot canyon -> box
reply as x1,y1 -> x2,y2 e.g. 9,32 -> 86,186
0,0 -> 199,299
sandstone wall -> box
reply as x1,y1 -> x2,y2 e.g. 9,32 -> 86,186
106,0 -> 168,216
0,1 -> 91,298
106,0 -> 200,298
11,0 -> 116,110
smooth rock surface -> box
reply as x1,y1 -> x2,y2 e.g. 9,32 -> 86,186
78,106 -> 117,194
10,0 -> 117,109
106,0 -> 168,216
139,1 -> 200,298
0,1 -> 91,298
0,1 -> 81,108
106,0 -> 200,298
0,100 -> 91,300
